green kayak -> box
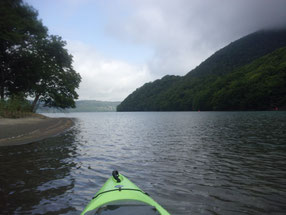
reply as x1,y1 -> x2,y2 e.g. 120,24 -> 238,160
81,171 -> 171,215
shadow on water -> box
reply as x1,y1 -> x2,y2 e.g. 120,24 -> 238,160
0,126 -> 80,214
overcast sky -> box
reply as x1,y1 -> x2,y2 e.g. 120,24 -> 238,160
26,0 -> 286,101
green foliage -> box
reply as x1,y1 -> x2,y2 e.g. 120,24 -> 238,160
117,75 -> 181,111
0,0 -> 47,99
0,0 -> 81,114
210,47 -> 286,110
117,29 -> 286,111
24,35 -> 81,110
0,95 -> 32,118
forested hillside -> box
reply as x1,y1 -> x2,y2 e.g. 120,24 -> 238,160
117,29 -> 286,111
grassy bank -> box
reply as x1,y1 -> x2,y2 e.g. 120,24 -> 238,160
0,97 -> 33,118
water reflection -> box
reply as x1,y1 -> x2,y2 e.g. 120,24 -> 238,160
1,112 -> 286,215
0,127 -> 79,214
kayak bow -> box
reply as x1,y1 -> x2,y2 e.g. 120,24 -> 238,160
81,170 -> 170,215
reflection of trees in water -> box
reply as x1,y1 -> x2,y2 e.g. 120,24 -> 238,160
0,127 -> 79,214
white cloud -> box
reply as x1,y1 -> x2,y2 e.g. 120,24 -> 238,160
106,0 -> 286,76
67,41 -> 153,101
58,0 -> 286,101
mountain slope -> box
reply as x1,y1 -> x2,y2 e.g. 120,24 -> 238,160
188,29 -> 286,78
199,47 -> 286,110
117,29 -> 286,111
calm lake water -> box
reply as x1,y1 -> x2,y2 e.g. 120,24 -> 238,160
0,112 -> 286,214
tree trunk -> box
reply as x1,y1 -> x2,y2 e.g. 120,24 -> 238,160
32,94 -> 40,112
0,70 -> 4,101
0,85 -> 4,101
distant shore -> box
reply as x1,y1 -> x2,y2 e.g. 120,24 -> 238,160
0,114 -> 74,146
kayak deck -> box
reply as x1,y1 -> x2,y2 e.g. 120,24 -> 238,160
84,200 -> 160,215
81,171 -> 170,215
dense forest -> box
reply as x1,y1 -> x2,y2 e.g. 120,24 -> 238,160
0,0 -> 81,117
117,29 -> 286,111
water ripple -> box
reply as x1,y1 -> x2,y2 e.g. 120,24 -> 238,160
0,112 -> 286,214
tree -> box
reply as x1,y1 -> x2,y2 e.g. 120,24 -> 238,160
29,35 -> 81,111
0,0 -> 47,100
0,0 -> 81,112
10,35 -> 81,111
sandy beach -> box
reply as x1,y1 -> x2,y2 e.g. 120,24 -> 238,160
0,115 -> 74,146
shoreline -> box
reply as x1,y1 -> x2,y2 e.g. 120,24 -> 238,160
0,115 -> 74,146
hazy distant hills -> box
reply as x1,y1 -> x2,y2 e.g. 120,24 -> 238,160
38,100 -> 121,113
117,29 -> 286,111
